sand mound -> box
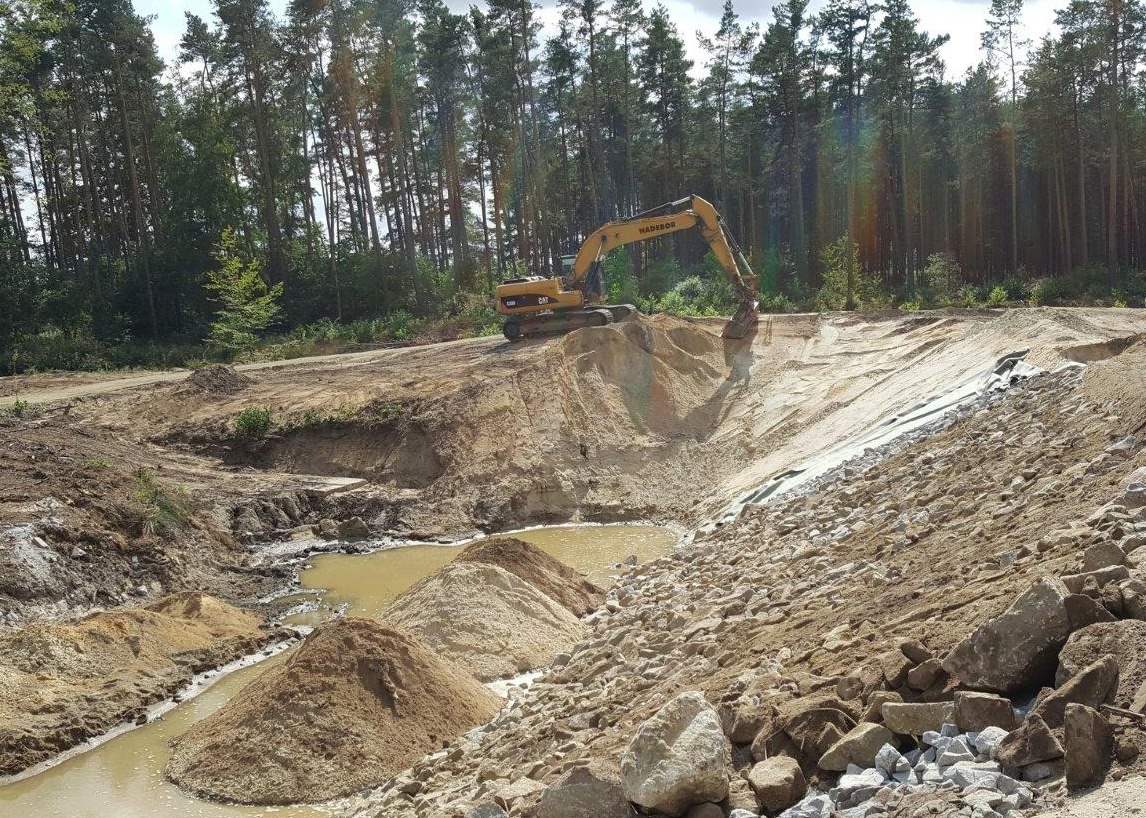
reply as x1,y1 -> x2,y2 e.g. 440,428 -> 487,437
176,364 -> 253,396
0,593 -> 265,775
455,536 -> 603,616
165,618 -> 500,804
386,561 -> 586,681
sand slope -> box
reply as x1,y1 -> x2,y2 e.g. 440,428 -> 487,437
165,618 -> 500,804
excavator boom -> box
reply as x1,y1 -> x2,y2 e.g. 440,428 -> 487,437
496,195 -> 758,340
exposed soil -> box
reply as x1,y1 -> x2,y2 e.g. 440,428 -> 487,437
164,618 -> 500,804
455,536 -> 603,616
5,306 -> 1146,800
385,560 -> 586,681
0,592 -> 269,775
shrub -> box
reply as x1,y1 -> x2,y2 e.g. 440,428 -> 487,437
922,252 -> 962,297
958,285 -> 979,308
987,286 -> 1008,307
898,300 -> 922,312
235,406 -> 273,438
205,228 -> 284,356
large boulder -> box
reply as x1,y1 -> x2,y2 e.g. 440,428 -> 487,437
1064,704 -> 1113,790
954,691 -> 1018,732
818,722 -> 895,771
1057,620 -> 1146,710
621,691 -> 730,816
1030,655 -> 1118,729
994,715 -> 1063,770
538,763 -> 634,818
747,756 -> 806,814
881,701 -> 954,736
943,577 -> 1071,693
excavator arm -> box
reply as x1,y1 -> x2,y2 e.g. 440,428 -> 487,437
568,195 -> 758,316
495,194 -> 759,340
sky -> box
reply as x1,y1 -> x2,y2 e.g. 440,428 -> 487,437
136,0 -> 1061,83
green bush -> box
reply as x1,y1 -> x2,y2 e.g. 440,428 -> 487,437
987,286 -> 1008,307
923,252 -> 962,297
235,406 -> 273,437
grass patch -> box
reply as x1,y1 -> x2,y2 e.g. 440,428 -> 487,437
235,406 -> 273,438
133,470 -> 191,536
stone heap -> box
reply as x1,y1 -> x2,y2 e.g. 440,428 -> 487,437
340,361 -> 1146,818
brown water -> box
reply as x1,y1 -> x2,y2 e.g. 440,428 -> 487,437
0,524 -> 676,818
0,651 -> 327,818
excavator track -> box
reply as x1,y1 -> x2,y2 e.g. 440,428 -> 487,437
503,306 -> 635,342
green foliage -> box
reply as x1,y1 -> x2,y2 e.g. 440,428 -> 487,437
987,286 -> 1008,307
81,458 -> 109,470
816,237 -> 889,310
1,399 -> 33,419
958,286 -> 980,308
133,470 -> 191,536
205,228 -> 284,356
898,300 -> 922,311
235,406 -> 273,438
922,253 -> 962,297
605,252 -> 639,304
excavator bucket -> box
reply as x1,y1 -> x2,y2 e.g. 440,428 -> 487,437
721,300 -> 759,339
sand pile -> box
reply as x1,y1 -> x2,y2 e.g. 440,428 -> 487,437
386,561 -> 586,681
0,593 -> 265,774
165,618 -> 499,804
455,536 -> 603,615
176,364 -> 253,396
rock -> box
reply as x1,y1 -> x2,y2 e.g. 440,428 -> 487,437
621,691 -> 730,816
1081,541 -> 1129,572
942,577 -> 1071,693
1064,704 -> 1113,790
747,756 -> 806,814
1125,482 -> 1146,510
881,701 -> 954,736
860,691 -> 901,723
954,692 -> 1017,732
729,811 -> 759,818
467,804 -> 510,818
1065,593 -> 1117,629
1122,534 -> 1146,556
836,674 -> 865,701
907,658 -> 945,691
875,744 -> 910,778
337,516 -> 370,539
818,722 -> 895,771
538,763 -> 634,818
1021,759 -> 1065,781
879,650 -> 913,688
1062,566 -> 1131,594
936,736 -> 976,766
751,698 -> 856,764
1030,654 -> 1118,728
970,726 -> 1009,755
900,639 -> 933,664
315,518 -> 340,539
994,715 -> 1063,769
1057,621 -> 1146,710
685,805 -> 723,818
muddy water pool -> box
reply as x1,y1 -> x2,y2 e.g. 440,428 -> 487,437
0,524 -> 677,817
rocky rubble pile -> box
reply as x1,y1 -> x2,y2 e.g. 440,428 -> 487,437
342,353 -> 1146,818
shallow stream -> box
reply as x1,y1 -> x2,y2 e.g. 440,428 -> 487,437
0,524 -> 677,818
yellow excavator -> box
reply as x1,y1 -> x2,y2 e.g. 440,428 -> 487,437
495,194 -> 759,341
